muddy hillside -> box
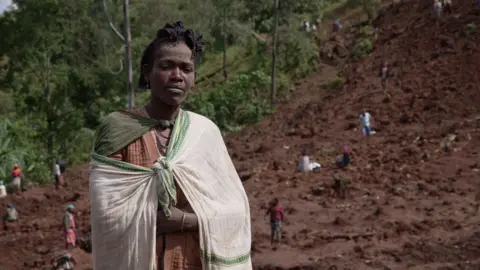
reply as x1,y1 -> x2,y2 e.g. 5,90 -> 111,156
1,0 -> 480,269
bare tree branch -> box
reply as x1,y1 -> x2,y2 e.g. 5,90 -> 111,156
109,59 -> 124,75
103,42 -> 124,75
102,0 -> 125,42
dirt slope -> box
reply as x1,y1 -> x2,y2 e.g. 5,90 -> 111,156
1,1 -> 480,269
228,1 -> 480,269
0,165 -> 92,270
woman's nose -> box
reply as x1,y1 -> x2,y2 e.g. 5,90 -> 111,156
169,67 -> 182,80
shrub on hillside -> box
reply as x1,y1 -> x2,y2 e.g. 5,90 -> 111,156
324,76 -> 345,92
464,23 -> 477,37
186,70 -> 272,131
351,38 -> 373,61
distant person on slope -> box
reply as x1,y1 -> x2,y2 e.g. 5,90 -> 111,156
335,145 -> 351,169
58,160 -> 67,187
63,204 -> 77,249
332,19 -> 342,33
3,203 -> 19,230
55,161 -> 63,190
10,164 -> 22,194
379,61 -> 390,90
52,251 -> 77,270
343,144 -> 351,168
360,111 -> 373,136
265,198 -> 284,245
434,0 -> 443,17
297,150 -> 321,172
0,181 -> 7,198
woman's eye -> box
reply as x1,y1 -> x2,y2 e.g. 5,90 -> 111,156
158,62 -> 171,69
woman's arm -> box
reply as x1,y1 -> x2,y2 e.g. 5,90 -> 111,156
108,149 -> 199,233
157,206 -> 198,234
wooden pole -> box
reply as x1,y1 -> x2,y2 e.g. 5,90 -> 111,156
270,0 -> 279,105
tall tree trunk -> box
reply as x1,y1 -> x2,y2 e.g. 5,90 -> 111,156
47,115 -> 54,181
124,0 -> 134,109
222,6 -> 228,81
43,53 -> 55,179
270,0 -> 279,105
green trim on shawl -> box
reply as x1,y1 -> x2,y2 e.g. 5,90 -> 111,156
154,110 -> 190,216
91,109 -> 191,217
200,249 -> 250,266
93,110 -> 171,157
91,153 -> 153,173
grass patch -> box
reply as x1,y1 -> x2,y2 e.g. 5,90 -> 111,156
196,45 -> 251,88
323,76 -> 345,92
463,23 -> 477,37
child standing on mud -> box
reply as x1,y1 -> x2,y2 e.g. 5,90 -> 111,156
63,204 -> 76,249
266,198 -> 284,245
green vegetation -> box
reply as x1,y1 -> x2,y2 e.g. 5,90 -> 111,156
324,76 -> 346,92
464,23 -> 477,37
351,24 -> 376,61
0,0 -> 382,185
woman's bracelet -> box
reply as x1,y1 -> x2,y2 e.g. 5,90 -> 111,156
180,211 -> 186,232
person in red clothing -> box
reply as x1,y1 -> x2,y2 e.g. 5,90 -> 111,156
266,198 -> 284,245
343,144 -> 351,168
10,164 -> 22,194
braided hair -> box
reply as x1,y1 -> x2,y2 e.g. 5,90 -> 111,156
138,21 -> 205,89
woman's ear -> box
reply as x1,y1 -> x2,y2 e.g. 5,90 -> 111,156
190,71 -> 197,91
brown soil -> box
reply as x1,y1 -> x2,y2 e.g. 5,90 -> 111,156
1,0 -> 480,269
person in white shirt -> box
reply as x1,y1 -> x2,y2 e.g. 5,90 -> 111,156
54,162 -> 62,190
296,151 -> 321,172
0,181 -> 7,198
434,0 -> 442,17
359,111 -> 373,136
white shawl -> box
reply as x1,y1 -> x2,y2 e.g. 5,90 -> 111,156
89,111 -> 252,270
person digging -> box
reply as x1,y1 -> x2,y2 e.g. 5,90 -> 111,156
332,174 -> 350,199
3,203 -> 19,231
51,250 -> 77,270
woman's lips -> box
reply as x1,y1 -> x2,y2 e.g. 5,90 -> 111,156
165,87 -> 184,94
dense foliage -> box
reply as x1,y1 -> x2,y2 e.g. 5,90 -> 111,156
0,0 -> 373,184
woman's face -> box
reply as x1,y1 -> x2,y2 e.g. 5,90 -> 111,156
144,42 -> 195,106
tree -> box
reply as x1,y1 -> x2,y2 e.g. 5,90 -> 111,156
0,0 -> 125,182
270,0 -> 279,105
102,0 -> 134,109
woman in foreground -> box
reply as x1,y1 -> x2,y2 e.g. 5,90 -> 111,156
89,21 -> 252,270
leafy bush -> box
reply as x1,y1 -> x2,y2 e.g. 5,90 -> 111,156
276,20 -> 319,80
357,24 -> 375,37
464,23 -> 477,37
351,38 -> 373,60
0,118 -> 48,185
186,70 -> 272,131
324,76 -> 345,92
